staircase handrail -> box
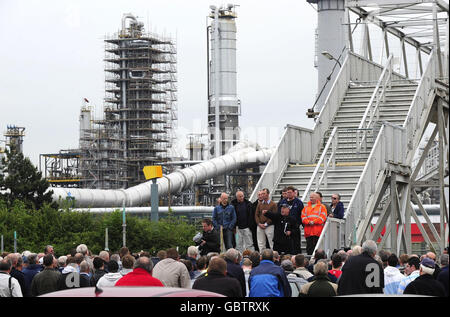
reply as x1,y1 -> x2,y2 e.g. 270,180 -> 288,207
301,126 -> 338,202
357,54 -> 394,153
347,123 -> 406,246
249,125 -> 314,202
403,49 -> 439,163
312,217 -> 346,259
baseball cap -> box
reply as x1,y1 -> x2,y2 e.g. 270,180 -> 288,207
420,257 -> 435,268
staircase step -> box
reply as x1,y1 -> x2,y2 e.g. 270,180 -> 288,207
331,122 -> 404,129
345,89 -> 418,96
281,171 -> 363,179
336,106 -> 410,114
341,99 -> 413,106
349,82 -> 418,89
287,163 -> 365,170
277,179 -> 360,188
346,88 -> 417,96
272,192 -> 354,204
343,95 -> 415,102
332,116 -> 407,123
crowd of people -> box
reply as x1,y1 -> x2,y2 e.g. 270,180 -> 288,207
0,188 -> 447,297
0,241 -> 448,297
211,187 -> 344,257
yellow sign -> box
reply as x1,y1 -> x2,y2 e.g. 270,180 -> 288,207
143,165 -> 163,180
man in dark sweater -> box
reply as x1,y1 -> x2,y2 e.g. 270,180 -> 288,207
277,186 -> 304,254
197,218 -> 221,256
193,257 -> 243,297
8,253 -> 28,297
90,256 -> 107,286
231,191 -> 255,252
224,248 -> 247,296
337,240 -> 384,295
263,203 -> 297,255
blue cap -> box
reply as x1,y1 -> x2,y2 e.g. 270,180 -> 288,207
420,257 -> 435,268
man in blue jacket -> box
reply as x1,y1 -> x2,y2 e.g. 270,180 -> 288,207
248,249 -> 292,297
22,253 -> 42,296
212,192 -> 237,250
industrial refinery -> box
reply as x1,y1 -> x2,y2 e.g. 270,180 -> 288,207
1,0 -> 449,257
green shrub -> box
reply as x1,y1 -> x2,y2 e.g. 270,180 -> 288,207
0,200 -> 197,256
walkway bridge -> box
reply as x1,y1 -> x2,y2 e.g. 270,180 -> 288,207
251,0 -> 449,256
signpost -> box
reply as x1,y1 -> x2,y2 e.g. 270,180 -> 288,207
122,200 -> 126,247
143,165 -> 163,222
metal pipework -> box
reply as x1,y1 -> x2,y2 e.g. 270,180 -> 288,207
50,143 -> 273,208
212,6 -> 221,158
71,206 -> 215,215
121,13 -> 140,34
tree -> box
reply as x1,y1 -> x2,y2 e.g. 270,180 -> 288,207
0,145 -> 54,209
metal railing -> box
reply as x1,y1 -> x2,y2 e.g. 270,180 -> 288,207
412,142 -> 440,181
312,217 -> 346,258
347,123 -> 408,246
357,54 -> 393,153
403,49 -> 440,164
249,125 -> 315,202
302,126 -> 338,201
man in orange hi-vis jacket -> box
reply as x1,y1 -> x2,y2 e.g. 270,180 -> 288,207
301,192 -> 328,255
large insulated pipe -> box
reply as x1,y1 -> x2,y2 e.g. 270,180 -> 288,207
50,144 -> 273,208
72,205 -> 442,217
72,206 -> 215,215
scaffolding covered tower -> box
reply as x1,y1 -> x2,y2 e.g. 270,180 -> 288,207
79,14 -> 178,189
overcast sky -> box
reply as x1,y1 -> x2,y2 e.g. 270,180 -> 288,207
0,0 -> 318,167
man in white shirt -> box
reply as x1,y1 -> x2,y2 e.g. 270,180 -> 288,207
0,259 -> 23,297
397,256 -> 420,294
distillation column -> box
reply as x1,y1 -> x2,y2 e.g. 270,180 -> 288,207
309,0 -> 347,111
208,4 -> 241,158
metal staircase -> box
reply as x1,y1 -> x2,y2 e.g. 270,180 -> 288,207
251,49 -> 446,256
270,78 -> 418,253
272,80 -> 417,202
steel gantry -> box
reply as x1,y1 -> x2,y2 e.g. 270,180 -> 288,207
253,0 -> 448,256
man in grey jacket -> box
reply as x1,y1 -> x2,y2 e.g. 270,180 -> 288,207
31,254 -> 61,296
152,248 -> 191,288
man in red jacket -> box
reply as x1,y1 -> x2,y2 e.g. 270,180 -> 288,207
301,192 -> 328,255
115,256 -> 163,287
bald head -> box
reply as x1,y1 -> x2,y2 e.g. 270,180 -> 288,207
220,192 -> 229,206
309,192 -> 320,204
426,252 -> 436,261
236,191 -> 244,202
134,256 -> 153,273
